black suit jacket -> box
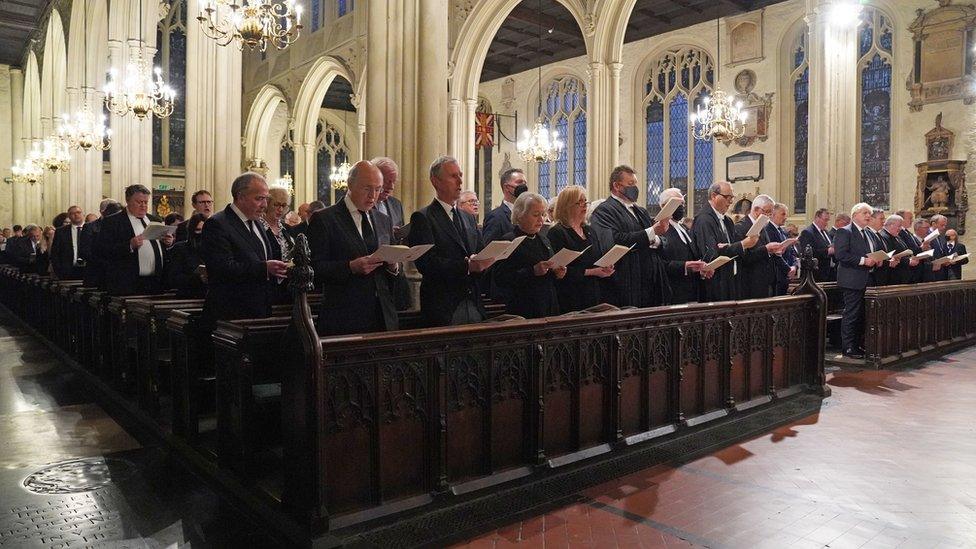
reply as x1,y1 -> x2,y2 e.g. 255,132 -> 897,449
765,223 -> 792,295
494,228 -> 560,318
376,195 -> 405,230
923,234 -> 951,282
547,223 -> 610,313
691,207 -> 746,302
307,203 -> 398,335
590,197 -> 670,307
92,211 -> 166,295
50,224 -> 86,280
799,224 -> 835,282
286,220 -> 309,240
661,223 -> 700,304
835,224 -> 873,291
408,199 -> 485,327
81,219 -> 105,287
6,236 -> 49,274
879,230 -> 911,285
482,202 -> 514,304
735,216 -> 773,299
899,228 -> 924,283
200,205 -> 279,325
946,241 -> 968,280
866,229 -> 892,286
165,240 -> 207,298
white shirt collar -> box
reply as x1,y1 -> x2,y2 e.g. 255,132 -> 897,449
126,209 -> 146,222
343,193 -> 363,217
503,200 -> 514,211
435,197 -> 455,218
749,213 -> 760,224
710,205 -> 727,221
229,203 -> 253,224
669,219 -> 687,231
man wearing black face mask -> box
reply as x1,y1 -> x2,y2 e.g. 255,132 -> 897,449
591,165 -> 672,307
483,168 -> 527,303
658,188 -> 707,304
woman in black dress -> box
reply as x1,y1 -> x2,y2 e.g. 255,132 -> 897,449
494,192 -> 566,318
547,185 -> 615,313
165,213 -> 208,298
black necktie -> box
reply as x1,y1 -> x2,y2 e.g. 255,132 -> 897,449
247,220 -> 269,260
451,207 -> 469,254
359,210 -> 378,254
139,218 -> 163,272
820,228 -> 830,245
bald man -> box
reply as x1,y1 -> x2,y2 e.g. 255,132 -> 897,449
307,160 -> 399,335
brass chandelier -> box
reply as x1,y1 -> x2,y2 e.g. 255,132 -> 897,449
690,18 -> 747,144
104,0 -> 176,119
38,136 -> 72,172
197,0 -> 303,52
517,0 -> 563,164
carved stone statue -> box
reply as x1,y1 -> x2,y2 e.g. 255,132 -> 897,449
924,175 -> 951,209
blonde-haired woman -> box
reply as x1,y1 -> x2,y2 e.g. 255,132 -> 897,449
547,185 -> 615,313
494,192 -> 566,318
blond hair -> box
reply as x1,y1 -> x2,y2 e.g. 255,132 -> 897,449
553,185 -> 586,227
268,187 -> 290,206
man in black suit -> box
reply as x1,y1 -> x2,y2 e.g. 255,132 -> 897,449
175,190 -> 214,242
836,203 -> 883,358
482,168 -> 526,304
81,200 -> 122,288
894,211 -> 924,283
93,185 -> 174,295
372,157 -> 406,230
657,188 -> 705,304
591,165 -> 672,307
827,213 -> 850,240
691,181 -> 759,302
408,155 -> 493,327
945,229 -> 968,280
201,172 -> 288,326
50,205 -> 87,280
799,208 -> 836,282
767,203 -> 796,296
925,214 -> 951,282
371,156 -> 411,310
7,225 -> 49,274
735,194 -> 783,299
308,161 -> 399,336
879,214 -> 911,285
865,208 -> 893,286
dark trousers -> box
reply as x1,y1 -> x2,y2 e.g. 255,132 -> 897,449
317,298 -> 383,336
841,288 -> 866,352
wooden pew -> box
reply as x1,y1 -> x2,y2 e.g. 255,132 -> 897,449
861,280 -> 976,368
106,293 -> 177,395
274,241 -> 830,539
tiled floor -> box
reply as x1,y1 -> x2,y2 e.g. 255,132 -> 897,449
0,309 -> 283,548
455,354 -> 976,548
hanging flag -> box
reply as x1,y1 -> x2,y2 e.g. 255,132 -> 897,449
475,112 -> 495,148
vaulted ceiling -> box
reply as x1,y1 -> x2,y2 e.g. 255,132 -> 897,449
480,0 -> 791,82
0,0 -> 50,66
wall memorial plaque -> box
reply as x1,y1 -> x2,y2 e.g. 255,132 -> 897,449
906,1 -> 976,111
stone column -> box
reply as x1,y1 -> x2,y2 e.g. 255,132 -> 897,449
185,0 -> 243,209
107,40 -> 154,201
586,60 -> 611,199
10,68 -> 24,225
414,0 -> 449,209
0,66 -> 13,228
805,0 -> 860,215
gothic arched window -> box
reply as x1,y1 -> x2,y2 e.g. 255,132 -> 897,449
789,26 -> 810,214
152,0 -> 186,168
280,134 -> 295,187
315,120 -> 349,206
337,0 -> 353,17
311,0 -> 321,31
858,8 -> 893,209
642,48 -> 713,213
537,76 -> 586,200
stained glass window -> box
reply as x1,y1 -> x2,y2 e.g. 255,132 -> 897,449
537,76 -> 586,198
315,120 -> 349,205
858,8 -> 893,209
789,28 -> 809,214
338,0 -> 352,17
642,48 -> 713,214
311,0 -> 320,31
152,0 -> 186,169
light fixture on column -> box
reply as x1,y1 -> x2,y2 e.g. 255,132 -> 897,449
517,0 -> 563,164
330,110 -> 352,190
691,18 -> 748,144
103,0 -> 176,119
272,172 -> 294,194
12,143 -> 45,184
828,0 -> 864,28
197,0 -> 303,52
60,0 -> 112,151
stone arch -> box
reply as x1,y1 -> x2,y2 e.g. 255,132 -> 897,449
777,15 -> 810,213
41,10 -> 69,221
23,51 -> 43,224
243,84 -> 290,166
291,56 -> 358,202
448,0 -> 590,184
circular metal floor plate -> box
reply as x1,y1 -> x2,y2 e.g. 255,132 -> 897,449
23,457 -> 135,494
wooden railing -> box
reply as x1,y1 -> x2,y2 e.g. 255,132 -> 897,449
277,237 -> 831,534
864,280 -> 976,368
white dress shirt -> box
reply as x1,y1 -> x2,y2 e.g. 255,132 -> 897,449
71,223 -> 83,265
344,193 -> 373,239
127,213 -> 158,276
669,219 -> 692,245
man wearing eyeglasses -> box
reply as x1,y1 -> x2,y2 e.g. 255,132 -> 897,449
691,181 -> 760,302
458,191 -> 481,222
175,190 -> 215,242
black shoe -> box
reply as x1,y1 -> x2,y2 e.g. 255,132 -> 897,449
843,349 -> 865,359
